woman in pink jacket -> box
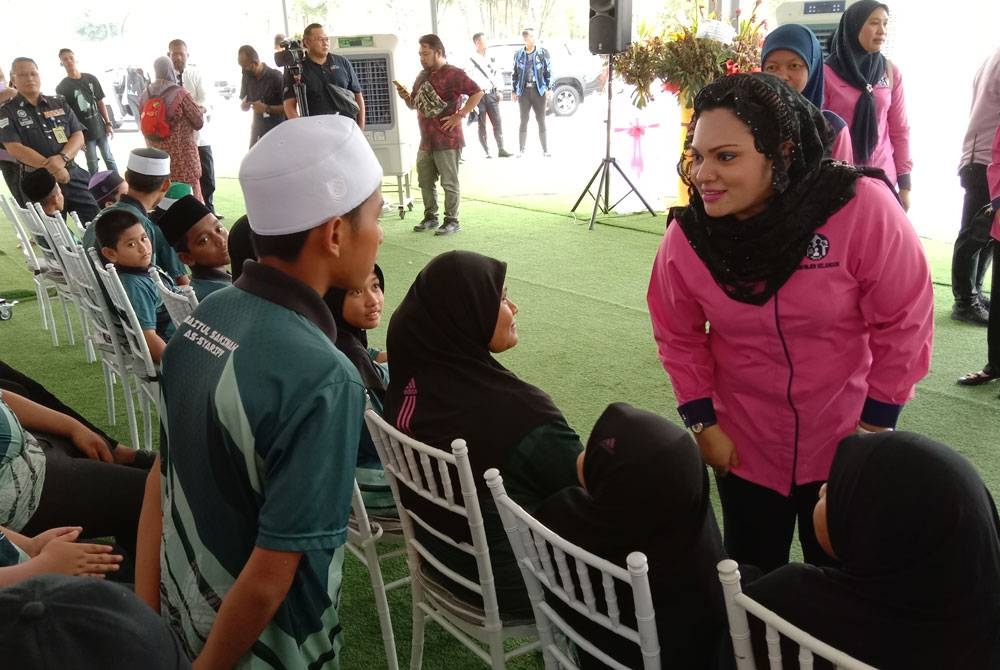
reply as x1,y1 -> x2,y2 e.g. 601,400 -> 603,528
824,1 -> 911,211
647,73 -> 933,574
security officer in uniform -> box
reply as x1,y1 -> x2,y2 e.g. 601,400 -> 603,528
0,57 -> 100,222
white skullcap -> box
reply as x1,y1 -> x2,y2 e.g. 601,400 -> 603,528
126,149 -> 170,176
239,115 -> 383,235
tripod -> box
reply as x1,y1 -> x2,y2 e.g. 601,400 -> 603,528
571,57 -> 656,230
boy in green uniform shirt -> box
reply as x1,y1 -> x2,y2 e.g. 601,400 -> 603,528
135,115 -> 384,669
95,208 -> 176,362
158,195 -> 231,301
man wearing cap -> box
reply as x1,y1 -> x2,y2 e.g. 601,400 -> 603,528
136,115 -> 384,669
394,34 -> 482,236
158,195 -> 231,300
88,170 -> 127,209
81,148 -> 188,286
0,57 -> 100,223
282,23 -> 365,128
238,45 -> 285,147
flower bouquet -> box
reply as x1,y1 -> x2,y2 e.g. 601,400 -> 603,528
614,0 -> 766,108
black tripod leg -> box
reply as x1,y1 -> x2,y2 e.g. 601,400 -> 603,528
589,161 -> 611,230
572,160 -> 608,212
609,159 -> 657,216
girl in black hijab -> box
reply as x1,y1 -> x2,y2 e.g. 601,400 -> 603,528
385,250 -> 583,619
824,1 -> 912,209
746,432 -> 1000,669
535,403 -> 730,669
324,265 -> 394,516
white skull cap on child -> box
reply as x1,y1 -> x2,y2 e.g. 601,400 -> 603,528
239,115 -> 383,235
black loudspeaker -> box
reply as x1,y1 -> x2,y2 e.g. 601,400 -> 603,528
589,0 -> 632,54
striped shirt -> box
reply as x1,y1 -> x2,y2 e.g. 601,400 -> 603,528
158,263 -> 362,668
0,391 -> 46,532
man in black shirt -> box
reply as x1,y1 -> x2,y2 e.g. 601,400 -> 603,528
56,48 -> 118,175
0,57 -> 99,222
282,23 -> 365,128
238,45 -> 285,147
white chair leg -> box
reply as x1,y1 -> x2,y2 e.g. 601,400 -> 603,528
118,371 -> 141,452
487,629 -> 506,669
58,292 -> 75,346
101,362 -> 116,425
362,540 -> 400,670
408,606 -> 427,670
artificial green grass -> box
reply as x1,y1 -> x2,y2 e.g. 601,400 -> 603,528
1,179 -> 997,669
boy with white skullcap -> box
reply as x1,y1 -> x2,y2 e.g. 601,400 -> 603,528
81,147 -> 189,285
136,115 -> 384,669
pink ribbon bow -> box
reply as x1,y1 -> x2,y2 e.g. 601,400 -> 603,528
615,117 -> 660,176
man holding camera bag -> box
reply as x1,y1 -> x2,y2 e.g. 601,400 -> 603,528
282,23 -> 365,128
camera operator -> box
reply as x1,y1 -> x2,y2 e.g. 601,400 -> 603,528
281,24 -> 365,128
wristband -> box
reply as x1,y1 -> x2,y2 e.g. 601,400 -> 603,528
59,152 -> 71,165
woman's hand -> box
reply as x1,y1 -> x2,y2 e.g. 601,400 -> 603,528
69,423 -> 114,463
898,188 -> 911,212
694,424 -> 740,476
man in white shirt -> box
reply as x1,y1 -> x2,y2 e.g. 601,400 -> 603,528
169,39 -> 220,218
467,33 -> 511,159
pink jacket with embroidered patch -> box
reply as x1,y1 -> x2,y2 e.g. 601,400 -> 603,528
824,62 -> 912,186
647,177 -> 933,495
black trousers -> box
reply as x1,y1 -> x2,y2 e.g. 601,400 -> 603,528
715,472 -> 835,575
476,91 -> 504,154
952,163 -> 993,302
198,145 -> 216,213
20,432 -> 146,582
56,163 -> 100,225
517,86 -> 547,153
1,160 -> 25,206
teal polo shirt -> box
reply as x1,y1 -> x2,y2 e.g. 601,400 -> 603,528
117,268 -> 176,340
82,195 -> 188,281
189,266 -> 232,302
158,261 -> 363,668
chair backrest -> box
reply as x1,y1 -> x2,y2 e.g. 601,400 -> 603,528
148,267 -> 198,327
1,194 -> 47,274
485,468 -> 661,670
87,247 -> 158,381
33,202 -> 78,251
363,408 -> 503,627
716,560 -> 876,670
67,209 -> 88,238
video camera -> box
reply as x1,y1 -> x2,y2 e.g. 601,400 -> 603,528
274,39 -> 306,69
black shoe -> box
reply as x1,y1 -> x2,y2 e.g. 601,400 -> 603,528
980,294 -> 991,311
413,217 -> 439,232
952,300 -> 989,325
542,152 -> 552,158
497,149 -> 513,158
434,221 -> 460,236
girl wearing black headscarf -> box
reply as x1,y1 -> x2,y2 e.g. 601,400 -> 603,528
535,402 -> 730,669
385,250 -> 584,619
324,265 -> 394,516
824,0 -> 912,210
647,73 -> 933,575
745,432 -> 1000,669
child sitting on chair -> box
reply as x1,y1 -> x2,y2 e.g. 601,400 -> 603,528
325,265 -> 394,517
95,208 -> 175,362
158,195 -> 231,301
20,169 -> 63,217
87,170 -> 129,210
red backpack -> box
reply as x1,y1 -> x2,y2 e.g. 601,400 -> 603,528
140,96 -> 171,140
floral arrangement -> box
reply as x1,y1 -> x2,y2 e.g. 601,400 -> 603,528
614,0 -> 767,108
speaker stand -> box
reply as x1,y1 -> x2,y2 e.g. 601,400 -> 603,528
571,57 -> 656,230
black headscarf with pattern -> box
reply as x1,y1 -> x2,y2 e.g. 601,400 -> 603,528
673,73 -> 887,306
825,0 -> 890,163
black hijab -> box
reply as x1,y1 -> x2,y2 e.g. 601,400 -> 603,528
674,73 -> 884,306
825,0 -> 889,163
746,432 -> 1000,669
323,264 -> 387,404
384,251 -> 565,478
535,403 -> 728,669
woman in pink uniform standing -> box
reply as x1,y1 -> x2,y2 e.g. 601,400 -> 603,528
824,1 -> 912,210
647,73 -> 933,574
